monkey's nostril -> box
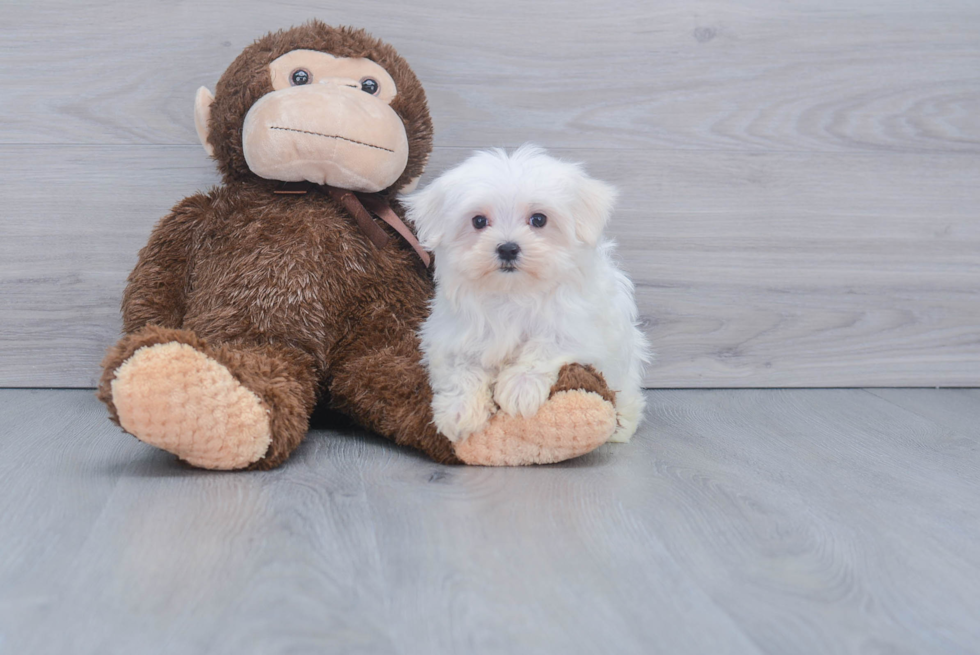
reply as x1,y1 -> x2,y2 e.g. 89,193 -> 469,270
496,242 -> 521,262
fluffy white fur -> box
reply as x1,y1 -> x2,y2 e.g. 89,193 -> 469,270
404,145 -> 651,444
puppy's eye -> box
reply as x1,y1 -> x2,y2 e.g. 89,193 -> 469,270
290,69 -> 311,86
472,215 -> 488,230
361,78 -> 379,94
529,213 -> 548,228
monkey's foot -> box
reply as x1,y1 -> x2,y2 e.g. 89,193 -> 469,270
110,342 -> 272,470
453,364 -> 617,466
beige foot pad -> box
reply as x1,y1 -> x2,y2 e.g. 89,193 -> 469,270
111,342 -> 272,470
454,390 -> 616,466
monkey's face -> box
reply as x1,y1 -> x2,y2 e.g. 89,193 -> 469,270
197,24 -> 433,194
238,50 -> 408,193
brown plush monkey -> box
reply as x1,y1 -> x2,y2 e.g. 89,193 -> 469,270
97,21 -> 618,470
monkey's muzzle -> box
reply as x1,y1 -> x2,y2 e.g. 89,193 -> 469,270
242,84 -> 409,193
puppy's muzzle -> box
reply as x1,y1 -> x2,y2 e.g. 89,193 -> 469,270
496,242 -> 521,264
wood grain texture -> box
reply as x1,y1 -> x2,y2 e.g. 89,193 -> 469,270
1,388 -> 978,654
867,388 -> 980,436
1,0 -> 979,387
2,146 -> 977,386
2,0 -> 978,153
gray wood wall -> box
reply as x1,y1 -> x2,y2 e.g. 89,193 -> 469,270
1,0 -> 978,388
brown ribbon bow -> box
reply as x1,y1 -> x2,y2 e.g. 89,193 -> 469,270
274,181 -> 431,269
329,187 -> 431,269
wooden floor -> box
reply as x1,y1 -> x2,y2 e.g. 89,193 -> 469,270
1,389 -> 977,653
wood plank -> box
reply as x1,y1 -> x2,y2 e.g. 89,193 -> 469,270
0,1 -> 977,154
0,389 -> 759,655
0,146 -> 218,386
2,146 -> 977,387
2,1 -> 978,387
2,388 -> 979,652
637,388 -> 980,653
0,389 -> 134,636
867,388 -> 980,437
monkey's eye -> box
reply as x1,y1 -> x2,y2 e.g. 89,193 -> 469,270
290,69 -> 311,86
472,215 -> 488,230
360,78 -> 379,95
529,213 -> 548,228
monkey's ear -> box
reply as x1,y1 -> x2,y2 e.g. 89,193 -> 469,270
572,175 -> 617,246
194,86 -> 215,157
402,180 -> 447,250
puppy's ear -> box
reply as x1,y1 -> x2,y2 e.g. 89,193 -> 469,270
402,179 -> 447,250
572,175 -> 618,246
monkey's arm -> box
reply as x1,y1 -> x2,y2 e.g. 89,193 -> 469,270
121,194 -> 208,333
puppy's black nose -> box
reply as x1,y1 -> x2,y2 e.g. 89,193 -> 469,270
496,242 -> 521,262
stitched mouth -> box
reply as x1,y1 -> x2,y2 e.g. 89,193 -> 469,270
269,126 -> 394,153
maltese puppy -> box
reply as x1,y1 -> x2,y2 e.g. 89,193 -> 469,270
403,145 -> 650,444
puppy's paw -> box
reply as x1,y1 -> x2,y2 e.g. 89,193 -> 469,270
494,367 -> 556,418
432,390 -> 494,443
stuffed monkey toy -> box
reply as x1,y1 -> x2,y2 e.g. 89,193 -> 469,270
97,21 -> 618,470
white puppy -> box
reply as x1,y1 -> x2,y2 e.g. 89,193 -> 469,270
404,145 -> 650,444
